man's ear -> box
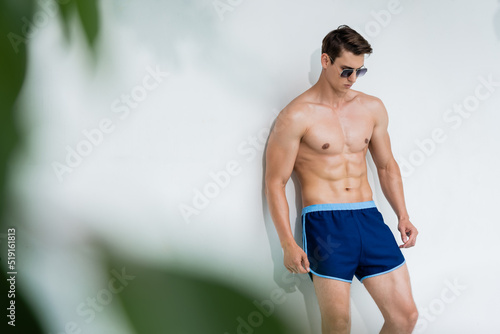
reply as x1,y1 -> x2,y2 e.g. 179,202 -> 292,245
320,53 -> 330,69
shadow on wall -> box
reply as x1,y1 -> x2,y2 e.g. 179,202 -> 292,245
260,119 -> 321,334
110,0 -> 219,73
309,48 -> 323,86
495,0 -> 500,40
114,0 -> 277,102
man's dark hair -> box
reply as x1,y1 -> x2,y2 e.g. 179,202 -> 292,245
322,25 -> 372,64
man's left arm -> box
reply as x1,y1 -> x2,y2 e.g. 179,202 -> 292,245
368,98 -> 418,248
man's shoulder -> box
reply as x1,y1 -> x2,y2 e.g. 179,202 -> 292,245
272,98 -> 314,137
278,97 -> 314,121
352,90 -> 384,110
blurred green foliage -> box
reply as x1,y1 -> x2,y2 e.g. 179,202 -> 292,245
0,0 -> 100,232
110,258 -> 294,334
58,0 -> 100,49
0,0 -> 99,333
0,0 -> 33,223
1,2 -> 290,333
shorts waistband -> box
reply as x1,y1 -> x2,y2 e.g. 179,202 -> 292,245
302,201 -> 376,215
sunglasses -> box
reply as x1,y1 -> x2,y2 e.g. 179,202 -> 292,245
329,56 -> 368,78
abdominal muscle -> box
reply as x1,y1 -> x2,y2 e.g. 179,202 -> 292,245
294,150 -> 373,207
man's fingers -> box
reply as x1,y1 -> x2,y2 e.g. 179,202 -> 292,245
406,231 -> 417,247
399,229 -> 409,248
283,246 -> 310,273
292,258 -> 308,274
286,257 -> 310,274
287,266 -> 306,274
400,229 -> 417,248
400,229 -> 408,243
302,253 -> 310,272
295,266 -> 308,274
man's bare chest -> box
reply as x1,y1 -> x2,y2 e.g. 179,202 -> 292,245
301,113 -> 374,154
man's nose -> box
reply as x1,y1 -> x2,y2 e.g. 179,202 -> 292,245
348,71 -> 357,82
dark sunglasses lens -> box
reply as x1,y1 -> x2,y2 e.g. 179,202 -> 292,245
341,69 -> 353,78
356,68 -> 367,77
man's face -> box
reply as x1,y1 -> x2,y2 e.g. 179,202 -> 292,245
323,50 -> 366,91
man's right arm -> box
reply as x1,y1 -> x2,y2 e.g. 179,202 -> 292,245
265,105 -> 310,274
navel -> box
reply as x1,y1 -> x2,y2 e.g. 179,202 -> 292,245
322,143 -> 330,150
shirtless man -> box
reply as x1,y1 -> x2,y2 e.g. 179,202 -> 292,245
265,25 -> 419,334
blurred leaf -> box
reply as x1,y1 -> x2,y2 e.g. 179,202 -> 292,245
495,5 -> 500,41
57,0 -> 100,50
109,259 -> 295,334
0,0 -> 33,231
75,0 -> 100,48
57,0 -> 76,42
0,0 -> 101,332
0,1 -> 31,107
0,5 -> 43,333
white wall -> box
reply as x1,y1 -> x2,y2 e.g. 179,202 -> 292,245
10,0 -> 500,333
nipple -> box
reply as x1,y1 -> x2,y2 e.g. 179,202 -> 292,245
365,138 -> 369,144
322,143 -> 330,150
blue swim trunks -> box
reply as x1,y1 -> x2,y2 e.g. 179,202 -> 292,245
302,201 -> 405,283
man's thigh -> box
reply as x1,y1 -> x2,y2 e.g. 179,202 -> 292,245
362,263 -> 416,318
313,275 -> 351,318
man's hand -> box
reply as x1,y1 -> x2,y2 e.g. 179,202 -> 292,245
283,242 -> 310,274
398,218 -> 418,248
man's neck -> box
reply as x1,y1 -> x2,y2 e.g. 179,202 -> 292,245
310,74 -> 352,109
